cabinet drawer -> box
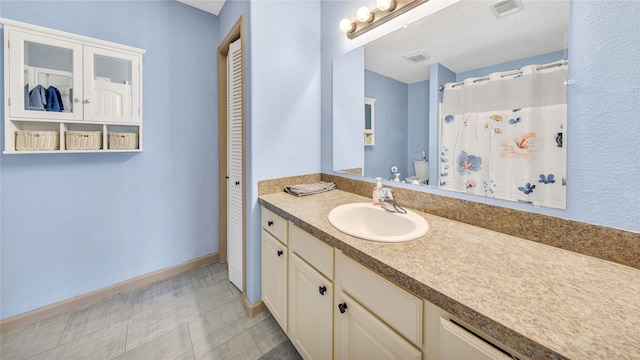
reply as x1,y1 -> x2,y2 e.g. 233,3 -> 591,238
262,207 -> 287,244
290,224 -> 334,280
337,252 -> 422,347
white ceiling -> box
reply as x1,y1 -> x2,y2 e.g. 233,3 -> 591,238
177,0 -> 226,15
365,0 -> 570,84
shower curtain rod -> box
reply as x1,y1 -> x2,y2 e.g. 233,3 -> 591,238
438,60 -> 568,91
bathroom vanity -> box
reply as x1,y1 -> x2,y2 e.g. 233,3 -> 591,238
259,189 -> 640,360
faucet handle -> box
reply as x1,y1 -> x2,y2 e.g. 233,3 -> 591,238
378,187 -> 395,206
381,187 -> 394,198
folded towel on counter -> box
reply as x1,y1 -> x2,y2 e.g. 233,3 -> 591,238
285,181 -> 336,197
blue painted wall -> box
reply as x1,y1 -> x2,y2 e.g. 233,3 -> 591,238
321,0 -> 640,233
407,80 -> 429,177
1,0 -> 637,321
0,0 -> 322,318
333,47 -> 365,173
362,71 -> 429,180
0,1 -> 220,319
364,70 -> 408,179
246,0 -> 321,304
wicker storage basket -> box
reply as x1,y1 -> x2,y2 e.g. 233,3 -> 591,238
108,132 -> 138,150
65,131 -> 102,150
15,130 -> 60,151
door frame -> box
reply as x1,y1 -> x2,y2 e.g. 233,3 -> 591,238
218,15 -> 246,292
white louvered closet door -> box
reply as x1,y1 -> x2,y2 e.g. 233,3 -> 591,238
227,38 -> 243,291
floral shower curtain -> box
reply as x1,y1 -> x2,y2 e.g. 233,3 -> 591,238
439,61 -> 568,209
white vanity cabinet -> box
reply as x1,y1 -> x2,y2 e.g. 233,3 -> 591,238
261,208 -> 289,333
334,251 -> 423,360
288,224 -> 334,360
2,18 -> 144,153
259,212 -> 423,360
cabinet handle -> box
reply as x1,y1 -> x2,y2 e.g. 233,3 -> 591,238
277,250 -> 283,257
73,98 -> 81,103
235,181 -> 240,186
319,286 -> 327,295
338,302 -> 348,314
83,99 -> 91,104
267,220 -> 274,226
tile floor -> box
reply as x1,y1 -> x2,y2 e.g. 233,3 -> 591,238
0,262 -> 302,360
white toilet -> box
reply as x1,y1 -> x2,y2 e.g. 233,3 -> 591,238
413,160 -> 429,185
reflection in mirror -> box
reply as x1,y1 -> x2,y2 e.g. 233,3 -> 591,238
440,60 -> 568,209
364,97 -> 375,146
333,46 -> 364,176
332,0 -> 570,194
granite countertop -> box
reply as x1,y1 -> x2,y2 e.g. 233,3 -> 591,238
258,190 -> 640,360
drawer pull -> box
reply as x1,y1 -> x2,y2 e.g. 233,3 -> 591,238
338,302 -> 348,314
277,250 -> 283,257
319,285 -> 327,295
267,220 -> 274,226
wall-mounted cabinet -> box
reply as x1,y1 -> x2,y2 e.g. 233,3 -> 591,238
1,18 -> 145,154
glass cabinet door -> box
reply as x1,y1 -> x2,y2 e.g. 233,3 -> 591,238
8,30 -> 83,120
84,46 -> 141,124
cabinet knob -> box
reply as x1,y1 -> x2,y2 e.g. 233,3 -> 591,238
277,250 -> 283,257
338,302 -> 348,314
319,286 -> 327,295
235,181 -> 240,186
267,220 -> 274,226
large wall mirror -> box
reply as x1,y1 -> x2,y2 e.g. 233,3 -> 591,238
333,0 -> 570,201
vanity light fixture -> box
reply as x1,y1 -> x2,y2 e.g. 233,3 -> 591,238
339,0 -> 427,39
339,18 -> 355,33
377,0 -> 396,11
356,6 -> 373,23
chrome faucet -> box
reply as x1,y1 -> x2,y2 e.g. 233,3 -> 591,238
378,187 -> 407,214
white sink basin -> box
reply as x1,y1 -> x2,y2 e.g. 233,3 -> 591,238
328,203 -> 428,242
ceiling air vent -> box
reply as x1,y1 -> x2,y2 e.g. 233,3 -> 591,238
490,0 -> 524,18
404,50 -> 429,62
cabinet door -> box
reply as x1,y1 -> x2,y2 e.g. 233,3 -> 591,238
337,252 -> 422,347
335,292 -> 421,360
7,30 -> 83,120
83,46 -> 141,123
289,253 -> 333,360
439,318 -> 511,360
261,230 -> 288,333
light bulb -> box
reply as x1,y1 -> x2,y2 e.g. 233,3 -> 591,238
339,18 -> 354,33
356,6 -> 373,23
377,0 -> 395,11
